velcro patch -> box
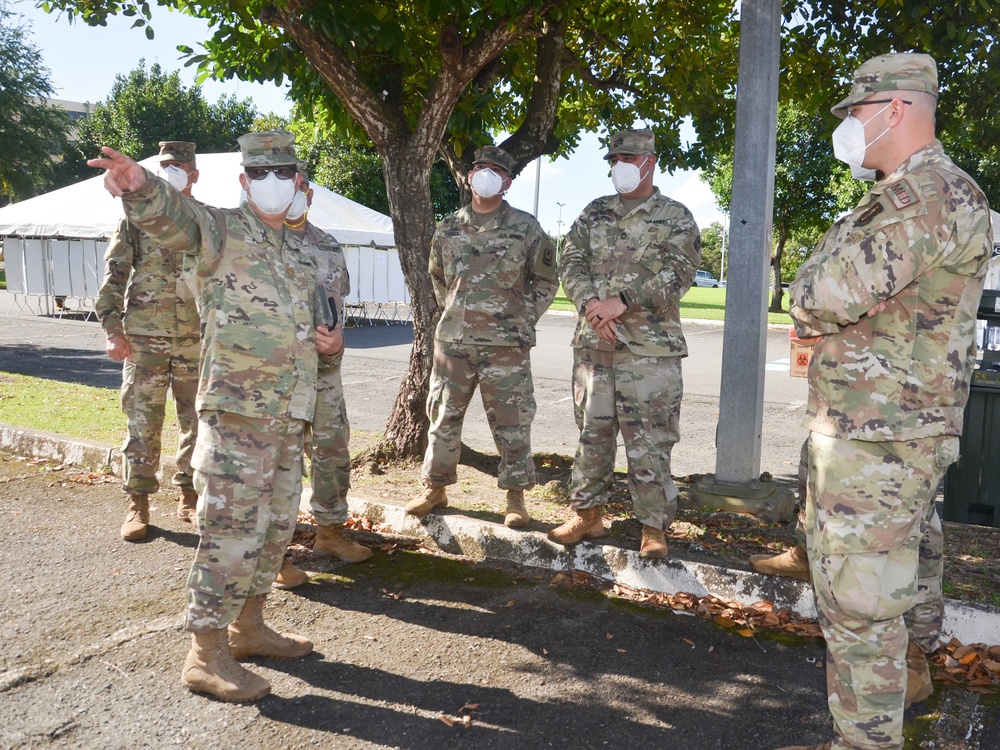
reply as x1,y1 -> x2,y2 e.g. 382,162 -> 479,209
886,179 -> 919,210
855,201 -> 884,226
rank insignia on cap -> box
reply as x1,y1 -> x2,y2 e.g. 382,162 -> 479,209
886,179 -> 918,210
856,201 -> 884,226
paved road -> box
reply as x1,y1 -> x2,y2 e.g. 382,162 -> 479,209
0,299 -> 806,483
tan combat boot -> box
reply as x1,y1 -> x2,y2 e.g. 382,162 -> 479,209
228,594 -> 313,659
120,494 -> 150,541
639,525 -> 668,559
313,523 -> 373,562
504,489 -> 530,529
905,640 -> 934,708
272,558 -> 311,589
749,544 -> 811,582
405,485 -> 448,517
548,507 -> 606,545
177,487 -> 198,523
181,628 -> 270,702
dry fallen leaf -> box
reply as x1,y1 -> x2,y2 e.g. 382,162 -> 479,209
460,703 -> 479,712
499,600 -> 516,608
438,715 -> 454,727
616,648 -> 627,653
462,716 -> 472,729
605,633 -> 614,640
682,638 -> 696,648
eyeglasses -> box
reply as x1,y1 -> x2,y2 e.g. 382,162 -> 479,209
245,165 -> 297,181
847,98 -> 912,118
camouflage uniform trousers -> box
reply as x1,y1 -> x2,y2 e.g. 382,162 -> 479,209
308,364 -> 351,526
120,334 -> 200,496
422,341 -> 536,490
569,346 -> 682,531
805,431 -> 953,750
186,410 -> 306,632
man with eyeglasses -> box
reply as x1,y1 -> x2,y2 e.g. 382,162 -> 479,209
776,54 -> 993,750
553,128 -> 700,560
405,145 -> 558,528
89,130 -> 341,703
96,141 -> 202,541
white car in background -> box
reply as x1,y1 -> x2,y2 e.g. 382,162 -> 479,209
694,270 -> 720,288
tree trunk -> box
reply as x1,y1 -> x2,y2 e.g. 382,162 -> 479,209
361,146 -> 439,463
768,230 -> 787,313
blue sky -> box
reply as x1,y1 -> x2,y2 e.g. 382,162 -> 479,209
17,0 -> 726,235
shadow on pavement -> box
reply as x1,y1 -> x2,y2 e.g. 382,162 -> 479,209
0,343 -> 120,389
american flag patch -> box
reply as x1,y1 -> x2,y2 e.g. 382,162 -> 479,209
886,179 -> 918,210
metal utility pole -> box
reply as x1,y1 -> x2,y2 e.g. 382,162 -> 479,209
691,0 -> 794,521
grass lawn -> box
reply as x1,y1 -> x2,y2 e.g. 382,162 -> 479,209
551,284 -> 792,326
0,371 -> 178,450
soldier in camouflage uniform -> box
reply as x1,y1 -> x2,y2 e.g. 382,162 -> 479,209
95,141 -> 201,541
89,131 -> 341,703
777,54 -> 993,750
406,145 -> 558,527
274,169 -> 372,591
552,128 -> 700,560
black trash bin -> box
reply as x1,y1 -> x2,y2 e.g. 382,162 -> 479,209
944,289 -> 1000,527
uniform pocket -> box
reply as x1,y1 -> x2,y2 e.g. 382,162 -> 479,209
190,429 -> 266,487
815,510 -> 920,621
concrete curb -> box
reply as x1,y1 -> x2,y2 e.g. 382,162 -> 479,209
3,421 -> 998,647
342,493 -> 1000,647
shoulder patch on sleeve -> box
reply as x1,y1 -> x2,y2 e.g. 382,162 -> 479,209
886,179 -> 919,210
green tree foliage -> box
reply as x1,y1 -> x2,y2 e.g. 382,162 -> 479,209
704,102 -> 865,311
293,126 -> 459,220
56,61 -> 257,185
0,1 -> 71,205
699,222 -> 725,281
782,0 -> 1000,208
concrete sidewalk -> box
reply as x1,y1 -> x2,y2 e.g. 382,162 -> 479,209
3,421 -> 997,650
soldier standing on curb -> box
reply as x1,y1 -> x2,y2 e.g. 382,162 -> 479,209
777,54 -> 993,750
552,128 -> 700,559
95,141 -> 201,542
274,168 -> 372,591
89,130 -> 340,703
406,145 -> 558,528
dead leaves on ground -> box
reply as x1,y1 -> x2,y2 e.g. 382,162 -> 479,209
933,640 -> 1000,694
438,703 -> 479,729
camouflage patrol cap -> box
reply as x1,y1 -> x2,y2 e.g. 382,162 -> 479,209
158,141 -> 196,163
604,128 -> 655,160
473,146 -> 513,174
238,130 -> 299,167
831,53 -> 938,119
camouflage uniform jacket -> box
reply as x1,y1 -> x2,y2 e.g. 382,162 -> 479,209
292,222 -> 350,368
95,216 -> 200,339
560,188 -> 701,356
790,141 -> 993,441
430,201 -> 558,347
122,170 -> 321,422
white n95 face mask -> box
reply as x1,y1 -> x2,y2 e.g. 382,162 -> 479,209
158,165 -> 189,192
285,190 -> 308,221
471,168 -> 504,199
247,172 -> 297,215
611,159 -> 647,194
831,103 -> 891,181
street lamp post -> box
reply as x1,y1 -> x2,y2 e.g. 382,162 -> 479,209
556,202 -> 565,252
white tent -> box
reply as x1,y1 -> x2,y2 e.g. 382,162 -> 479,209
0,152 -> 406,317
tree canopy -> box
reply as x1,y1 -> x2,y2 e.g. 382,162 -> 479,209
0,1 -> 71,205
56,60 -> 258,185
